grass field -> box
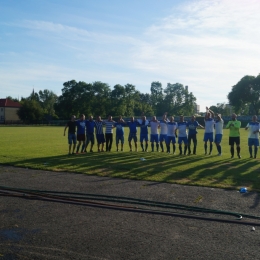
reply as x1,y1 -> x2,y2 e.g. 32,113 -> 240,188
0,126 -> 260,191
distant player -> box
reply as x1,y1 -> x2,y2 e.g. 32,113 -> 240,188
94,116 -> 106,152
85,115 -> 95,153
149,116 -> 160,152
114,116 -> 125,152
76,114 -> 86,154
214,113 -> 224,156
226,113 -> 241,158
127,117 -> 138,152
104,115 -> 115,152
166,116 -> 178,154
64,115 -> 77,155
187,115 -> 204,155
159,112 -> 169,152
177,115 -> 188,155
245,115 -> 260,158
138,114 -> 149,152
204,107 -> 215,155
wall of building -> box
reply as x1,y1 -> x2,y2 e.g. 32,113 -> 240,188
5,107 -> 20,121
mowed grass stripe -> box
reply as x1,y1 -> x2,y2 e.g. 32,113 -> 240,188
0,126 -> 260,191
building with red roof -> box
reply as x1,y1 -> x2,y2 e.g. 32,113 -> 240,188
0,98 -> 22,123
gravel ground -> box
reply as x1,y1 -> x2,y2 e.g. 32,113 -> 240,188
1,165 -> 260,260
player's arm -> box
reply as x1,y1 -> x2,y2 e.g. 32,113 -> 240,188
226,121 -> 232,128
206,107 -> 215,118
245,123 -> 249,130
64,124 -> 68,136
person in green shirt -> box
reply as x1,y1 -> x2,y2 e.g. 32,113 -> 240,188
226,113 -> 241,158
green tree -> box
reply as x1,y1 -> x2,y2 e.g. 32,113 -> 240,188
227,75 -> 260,115
17,99 -> 44,123
38,89 -> 58,120
163,83 -> 196,115
150,81 -> 164,114
110,84 -> 126,116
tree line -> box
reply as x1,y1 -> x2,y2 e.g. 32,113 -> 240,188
14,80 -> 197,123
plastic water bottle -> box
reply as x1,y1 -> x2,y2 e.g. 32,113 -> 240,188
239,187 -> 247,193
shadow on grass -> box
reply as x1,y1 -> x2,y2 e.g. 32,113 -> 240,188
2,152 -> 260,192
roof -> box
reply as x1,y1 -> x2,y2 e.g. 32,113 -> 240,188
0,98 -> 21,108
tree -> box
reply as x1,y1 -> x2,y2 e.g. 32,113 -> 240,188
6,96 -> 19,102
150,81 -> 164,114
110,84 -> 127,116
227,74 -> 260,115
209,103 -> 233,116
163,83 -> 196,115
17,99 -> 44,123
38,89 -> 58,120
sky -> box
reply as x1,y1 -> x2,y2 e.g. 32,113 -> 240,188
1,0 -> 260,111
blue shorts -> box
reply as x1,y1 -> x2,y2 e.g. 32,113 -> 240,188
248,138 -> 259,146
116,135 -> 124,144
178,136 -> 188,144
159,134 -> 167,142
204,133 -> 214,142
96,134 -> 105,144
214,134 -> 222,143
128,133 -> 137,142
140,134 -> 148,142
68,133 -> 76,144
86,133 -> 95,145
167,136 -> 176,144
150,134 -> 159,143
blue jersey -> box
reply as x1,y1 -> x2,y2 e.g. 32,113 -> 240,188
178,121 -> 188,137
94,121 -> 105,134
187,121 -> 199,135
114,122 -> 124,136
127,121 -> 138,134
139,120 -> 148,135
85,120 -> 95,134
76,120 -> 86,135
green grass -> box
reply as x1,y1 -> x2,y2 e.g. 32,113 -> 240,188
1,126 -> 260,191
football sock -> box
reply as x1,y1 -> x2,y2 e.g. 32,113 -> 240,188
173,145 -> 176,153
249,147 -> 252,157
179,145 -> 182,154
209,144 -> 213,153
76,145 -> 80,153
184,146 -> 187,155
156,144 -> 159,151
193,146 -> 196,154
254,147 -> 258,157
167,145 -> 170,153
141,143 -> 144,150
237,146 -> 240,155
151,143 -> 154,151
160,143 -> 163,151
204,144 -> 207,153
145,143 -> 148,151
231,147 -> 234,156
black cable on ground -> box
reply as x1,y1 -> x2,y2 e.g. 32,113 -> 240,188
1,186 -> 260,226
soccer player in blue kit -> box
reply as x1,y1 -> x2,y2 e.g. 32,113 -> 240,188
159,113 -> 169,152
76,114 -> 86,154
84,115 -> 95,152
177,115 -> 188,155
187,115 -> 204,155
204,107 -> 215,155
138,115 -> 149,152
127,117 -> 138,152
166,116 -> 178,154
150,116 -> 160,152
114,116 -> 125,152
64,115 -> 77,155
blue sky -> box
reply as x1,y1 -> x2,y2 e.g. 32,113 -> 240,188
1,0 -> 260,111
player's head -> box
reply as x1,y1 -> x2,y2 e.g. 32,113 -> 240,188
118,115 -> 122,122
170,116 -> 174,122
216,113 -> 221,120
131,116 -> 134,122
231,113 -> 237,120
252,115 -> 257,122
80,114 -> 85,120
180,115 -> 184,122
89,115 -> 93,121
152,116 -> 157,121
97,115 -> 101,121
108,115 -> 112,121
142,116 -> 146,121
71,115 -> 76,121
163,113 -> 167,120
191,115 -> 196,121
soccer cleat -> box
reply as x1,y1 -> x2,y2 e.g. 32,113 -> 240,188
117,149 -> 119,152
231,155 -> 234,158
254,156 -> 257,159
217,153 -> 222,156
188,152 -> 191,155
142,149 -> 144,152
121,149 -> 124,152
238,154 -> 241,159
250,155 -> 253,158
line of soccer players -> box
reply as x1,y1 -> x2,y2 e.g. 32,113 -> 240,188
64,108 -> 260,158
